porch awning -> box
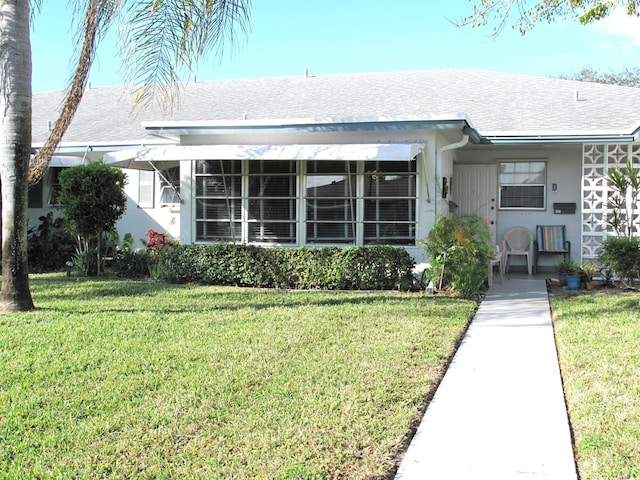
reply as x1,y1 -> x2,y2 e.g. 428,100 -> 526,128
104,143 -> 424,169
102,149 -> 157,170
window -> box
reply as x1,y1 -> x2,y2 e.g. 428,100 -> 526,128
248,160 -> 297,243
138,170 -> 154,208
363,160 -> 416,245
48,168 -> 64,206
306,160 -> 356,244
159,166 -> 181,206
498,161 -> 546,209
28,180 -> 44,208
194,158 -> 417,246
195,160 -> 243,242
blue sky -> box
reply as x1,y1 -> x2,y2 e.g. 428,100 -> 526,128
31,0 -> 640,93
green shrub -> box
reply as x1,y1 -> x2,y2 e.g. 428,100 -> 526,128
110,230 -> 178,278
157,244 -> 281,287
111,249 -> 151,278
157,244 -> 415,290
339,246 -> 416,290
599,237 -> 640,286
27,213 -> 76,272
156,244 -> 201,282
422,214 -> 492,299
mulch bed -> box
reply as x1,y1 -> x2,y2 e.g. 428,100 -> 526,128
545,277 -> 635,297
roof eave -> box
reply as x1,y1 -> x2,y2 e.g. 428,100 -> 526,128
142,115 -> 486,145
481,125 -> 640,145
484,133 -> 640,145
31,139 -> 175,155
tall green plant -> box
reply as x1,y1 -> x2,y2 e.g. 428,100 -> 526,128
599,161 -> 640,288
599,237 -> 640,288
422,214 -> 492,299
607,160 -> 640,239
58,162 -> 127,276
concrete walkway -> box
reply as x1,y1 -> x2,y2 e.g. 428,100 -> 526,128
395,278 -> 578,479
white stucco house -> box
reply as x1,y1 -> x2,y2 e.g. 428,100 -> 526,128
30,69 -> 640,271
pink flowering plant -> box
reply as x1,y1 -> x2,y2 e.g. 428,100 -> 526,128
145,229 -> 174,254
144,229 -> 175,277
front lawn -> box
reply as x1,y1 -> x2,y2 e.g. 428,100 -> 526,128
551,291 -> 640,480
0,275 -> 476,479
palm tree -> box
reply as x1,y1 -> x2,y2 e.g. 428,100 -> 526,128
0,0 -> 251,312
0,0 -> 34,311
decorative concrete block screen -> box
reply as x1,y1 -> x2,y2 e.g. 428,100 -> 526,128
582,143 -> 640,260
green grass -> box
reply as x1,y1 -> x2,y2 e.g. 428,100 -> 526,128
0,274 -> 476,479
551,291 -> 640,480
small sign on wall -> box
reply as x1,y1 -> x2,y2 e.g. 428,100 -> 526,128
553,202 -> 576,214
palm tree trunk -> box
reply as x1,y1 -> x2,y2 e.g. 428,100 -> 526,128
0,0 -> 35,311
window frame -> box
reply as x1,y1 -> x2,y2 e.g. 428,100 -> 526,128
47,167 -> 64,206
194,159 -> 243,242
497,160 -> 547,211
304,160 -> 357,245
362,161 -> 417,246
193,158 -> 418,247
138,170 -> 155,209
159,165 -> 181,207
247,159 -> 298,244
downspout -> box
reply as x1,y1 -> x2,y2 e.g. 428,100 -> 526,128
436,135 -> 469,215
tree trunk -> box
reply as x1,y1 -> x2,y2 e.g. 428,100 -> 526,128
0,0 -> 35,311
96,233 -> 101,277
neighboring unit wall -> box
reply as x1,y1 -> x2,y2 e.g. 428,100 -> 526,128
582,143 -> 640,260
115,168 -> 181,249
27,165 -> 181,252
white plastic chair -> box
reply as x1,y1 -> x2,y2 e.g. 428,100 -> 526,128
488,244 -> 505,286
502,227 -> 534,275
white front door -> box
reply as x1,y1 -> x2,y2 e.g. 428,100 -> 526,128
452,164 -> 498,243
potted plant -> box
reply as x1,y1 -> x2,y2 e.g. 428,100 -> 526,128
580,262 -> 598,290
556,257 -> 580,289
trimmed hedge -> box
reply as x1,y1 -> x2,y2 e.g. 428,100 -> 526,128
157,244 -> 416,290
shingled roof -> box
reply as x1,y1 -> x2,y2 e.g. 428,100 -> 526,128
32,69 -> 640,146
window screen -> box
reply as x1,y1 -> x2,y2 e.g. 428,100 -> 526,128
138,170 -> 154,209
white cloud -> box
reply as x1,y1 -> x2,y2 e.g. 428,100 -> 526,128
590,8 -> 640,45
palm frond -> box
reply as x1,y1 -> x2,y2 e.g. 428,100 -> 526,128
120,0 -> 251,111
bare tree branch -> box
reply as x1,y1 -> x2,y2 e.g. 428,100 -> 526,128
458,0 -> 637,37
